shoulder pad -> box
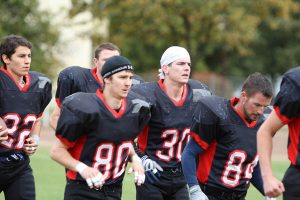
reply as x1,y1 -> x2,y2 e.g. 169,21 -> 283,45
130,98 -> 150,114
188,79 -> 212,102
262,106 -> 273,120
30,71 -> 52,89
132,74 -> 144,85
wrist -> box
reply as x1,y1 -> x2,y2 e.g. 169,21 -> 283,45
31,135 -> 40,144
131,154 -> 142,163
141,155 -> 148,162
75,162 -> 88,174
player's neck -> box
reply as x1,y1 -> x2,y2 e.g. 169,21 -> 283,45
102,89 -> 122,110
163,79 -> 184,102
96,70 -> 103,82
234,100 -> 246,119
7,68 -> 25,87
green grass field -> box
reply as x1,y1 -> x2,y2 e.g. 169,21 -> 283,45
0,145 -> 289,200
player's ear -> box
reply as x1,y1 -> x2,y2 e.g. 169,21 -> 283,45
1,54 -> 10,64
161,64 -> 168,75
240,91 -> 247,103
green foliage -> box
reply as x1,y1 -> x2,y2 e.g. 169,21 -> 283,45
0,0 -> 59,77
69,0 -> 300,77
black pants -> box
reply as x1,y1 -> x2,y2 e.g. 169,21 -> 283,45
64,180 -> 122,200
0,158 -> 35,200
200,184 -> 246,200
282,165 -> 300,200
136,167 -> 189,200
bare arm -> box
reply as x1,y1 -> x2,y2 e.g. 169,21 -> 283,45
128,145 -> 145,186
24,117 -> 42,156
257,110 -> 285,197
0,117 -> 8,141
50,138 -> 104,189
49,105 -> 61,130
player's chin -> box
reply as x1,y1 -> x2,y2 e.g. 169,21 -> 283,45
120,91 -> 129,98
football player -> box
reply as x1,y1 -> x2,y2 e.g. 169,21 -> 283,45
0,35 -> 52,200
132,46 -> 212,200
182,72 -> 273,200
50,56 -> 150,200
49,43 -> 144,129
258,67 -> 300,199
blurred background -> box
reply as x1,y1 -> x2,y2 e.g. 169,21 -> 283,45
0,1 -> 294,199
3,0 -> 299,126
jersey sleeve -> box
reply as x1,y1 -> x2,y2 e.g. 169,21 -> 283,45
39,76 -> 52,115
55,70 -> 77,107
274,76 -> 300,123
190,100 -> 219,150
55,97 -> 86,147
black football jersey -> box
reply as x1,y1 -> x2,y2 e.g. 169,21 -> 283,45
56,90 -> 150,185
55,66 -> 103,107
55,66 -> 144,107
273,67 -> 300,166
132,80 -> 212,168
190,96 -> 268,192
0,67 -> 52,154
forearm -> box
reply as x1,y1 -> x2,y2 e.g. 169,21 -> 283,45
50,139 -> 81,171
49,106 -> 61,130
257,111 -> 284,179
31,117 -> 42,137
133,142 -> 145,158
251,164 -> 264,195
181,138 -> 204,187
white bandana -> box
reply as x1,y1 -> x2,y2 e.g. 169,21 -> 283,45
159,46 -> 190,79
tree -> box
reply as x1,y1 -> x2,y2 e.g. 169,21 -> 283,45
69,0 -> 300,77
0,0 -> 59,77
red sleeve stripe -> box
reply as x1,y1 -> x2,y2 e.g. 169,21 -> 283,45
66,135 -> 87,180
274,106 -> 291,124
55,98 -> 62,108
190,132 -> 209,150
56,135 -> 76,148
197,142 -> 217,184
138,126 -> 149,153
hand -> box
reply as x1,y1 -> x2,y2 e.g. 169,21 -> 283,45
141,155 -> 163,184
76,163 -> 105,189
0,125 -> 8,141
130,154 -> 145,186
263,175 -> 285,197
189,185 -> 209,200
23,135 -> 39,156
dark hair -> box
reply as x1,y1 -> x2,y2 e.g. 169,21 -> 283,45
0,35 -> 32,68
94,43 -> 121,59
242,72 -> 273,98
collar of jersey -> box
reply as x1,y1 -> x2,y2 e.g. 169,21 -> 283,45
96,89 -> 126,118
1,66 -> 30,92
158,79 -> 187,107
230,97 -> 257,128
92,67 -> 103,86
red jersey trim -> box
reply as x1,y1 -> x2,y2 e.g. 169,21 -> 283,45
190,132 -> 209,150
96,89 -> 126,118
55,98 -> 62,108
158,80 -> 187,107
230,97 -> 257,128
56,135 -> 76,148
66,135 -> 87,180
197,141 -> 217,184
137,126 -> 149,153
91,67 -> 103,87
1,66 -> 31,92
274,106 -> 291,124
